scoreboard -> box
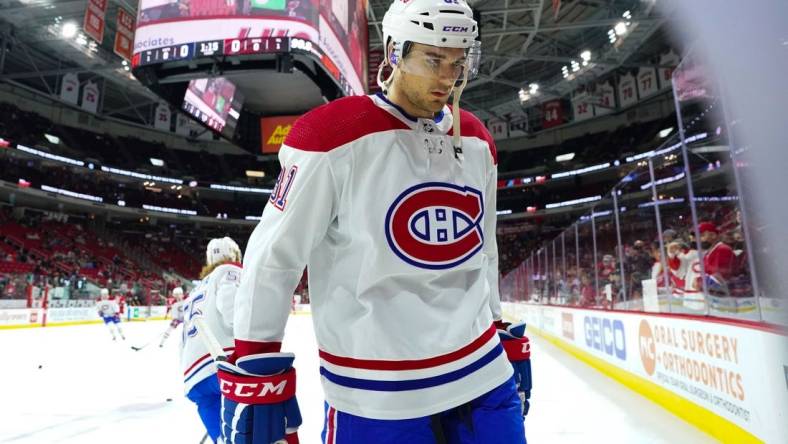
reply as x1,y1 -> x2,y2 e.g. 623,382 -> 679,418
133,37 -> 291,67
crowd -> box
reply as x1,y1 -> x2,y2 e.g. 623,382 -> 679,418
514,202 -> 753,310
0,206 -> 212,303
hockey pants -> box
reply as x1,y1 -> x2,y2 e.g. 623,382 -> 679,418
187,375 -> 222,443
321,375 -> 526,444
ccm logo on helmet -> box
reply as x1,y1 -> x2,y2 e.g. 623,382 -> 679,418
385,182 -> 484,269
443,26 -> 469,32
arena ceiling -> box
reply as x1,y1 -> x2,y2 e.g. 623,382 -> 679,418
0,0 -> 667,132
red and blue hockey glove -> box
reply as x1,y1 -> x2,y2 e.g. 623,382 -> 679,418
496,320 -> 532,416
217,353 -> 302,444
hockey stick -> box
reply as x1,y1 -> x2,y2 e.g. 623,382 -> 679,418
198,432 -> 209,444
192,317 -> 228,363
130,331 -> 166,351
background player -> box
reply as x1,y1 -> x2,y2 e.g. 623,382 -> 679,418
159,286 -> 185,348
96,288 -> 125,341
215,0 -> 530,442
180,237 -> 242,443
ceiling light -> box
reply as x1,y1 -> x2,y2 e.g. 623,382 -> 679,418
61,22 -> 78,39
150,158 -> 164,167
556,153 -> 575,162
246,170 -> 265,178
44,133 -> 60,144
614,22 -> 628,36
659,127 -> 674,138
529,83 -> 539,94
580,50 -> 591,61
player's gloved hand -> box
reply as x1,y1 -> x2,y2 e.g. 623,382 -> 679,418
495,320 -> 532,416
217,353 -> 302,444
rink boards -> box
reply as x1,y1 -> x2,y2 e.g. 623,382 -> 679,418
0,303 -> 313,329
0,305 -> 170,328
503,302 -> 788,444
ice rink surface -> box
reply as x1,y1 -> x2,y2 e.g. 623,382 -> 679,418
0,316 -> 716,443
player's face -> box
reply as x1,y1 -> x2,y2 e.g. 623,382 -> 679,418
395,43 -> 467,116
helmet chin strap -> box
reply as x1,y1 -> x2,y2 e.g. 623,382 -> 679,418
451,67 -> 470,162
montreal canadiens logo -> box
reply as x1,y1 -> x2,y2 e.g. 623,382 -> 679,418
385,182 -> 484,269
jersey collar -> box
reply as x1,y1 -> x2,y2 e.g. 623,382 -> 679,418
372,93 -> 453,134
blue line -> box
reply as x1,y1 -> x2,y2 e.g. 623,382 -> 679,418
319,344 -> 503,392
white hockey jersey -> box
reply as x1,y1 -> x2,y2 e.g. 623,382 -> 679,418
170,300 -> 185,322
235,93 -> 511,420
180,263 -> 240,394
96,299 -> 119,318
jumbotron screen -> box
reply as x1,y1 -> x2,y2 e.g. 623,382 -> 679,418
182,77 -> 244,136
132,0 -> 368,96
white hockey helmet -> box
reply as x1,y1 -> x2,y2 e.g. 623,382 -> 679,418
100,288 -> 109,299
381,0 -> 481,81
206,237 -> 242,266
172,287 -> 184,298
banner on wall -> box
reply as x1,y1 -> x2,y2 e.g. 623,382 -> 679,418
83,0 -> 108,43
80,81 -> 100,114
659,50 -> 681,91
542,100 -> 564,129
176,113 -> 212,140
507,114 -> 528,138
486,118 -> 509,140
59,73 -> 80,105
637,67 -> 659,99
154,102 -> 171,131
618,73 -> 638,108
114,7 -> 136,62
571,92 -> 594,122
593,81 -> 616,116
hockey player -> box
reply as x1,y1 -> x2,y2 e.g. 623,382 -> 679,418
217,0 -> 531,442
96,288 -> 125,341
181,237 -> 242,443
159,286 -> 185,348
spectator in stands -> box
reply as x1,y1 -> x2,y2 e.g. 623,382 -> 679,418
662,229 -> 677,244
599,254 -> 616,280
699,221 -> 735,281
578,273 -> 596,307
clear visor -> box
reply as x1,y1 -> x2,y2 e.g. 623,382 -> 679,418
397,41 -> 481,84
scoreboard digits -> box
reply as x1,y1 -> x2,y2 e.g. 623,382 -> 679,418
141,43 -> 194,65
137,38 -> 290,67
197,40 -> 222,57
223,37 -> 289,55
